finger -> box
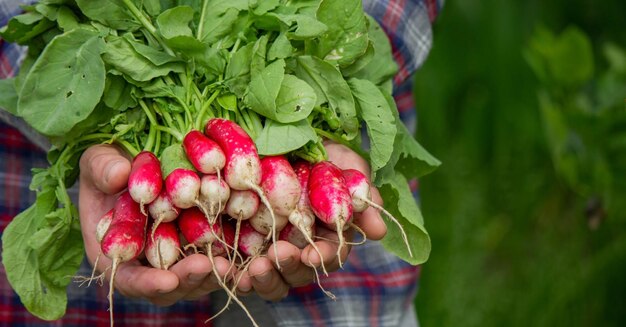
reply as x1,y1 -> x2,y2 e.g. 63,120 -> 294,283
180,256 -> 232,301
247,257 -> 290,301
79,144 -> 131,195
266,241 -> 315,288
353,186 -> 387,240
111,261 -> 179,301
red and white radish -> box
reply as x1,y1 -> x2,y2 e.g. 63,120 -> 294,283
225,190 -> 260,260
204,118 -> 261,191
249,204 -> 288,237
177,207 -> 222,251
225,190 -> 259,220
179,208 -> 258,327
145,220 -> 181,270
260,156 -> 301,216
183,129 -> 226,174
147,189 -> 180,239
100,191 -> 148,326
165,168 -> 201,209
308,161 -> 353,267
342,168 -> 412,258
204,118 -> 279,266
198,174 -> 230,222
212,219 -> 236,258
238,221 -> 267,258
128,151 -> 162,209
257,155 -> 301,263
279,223 -> 310,249
288,160 -> 325,273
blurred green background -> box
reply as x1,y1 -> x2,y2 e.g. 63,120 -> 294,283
412,0 -> 626,326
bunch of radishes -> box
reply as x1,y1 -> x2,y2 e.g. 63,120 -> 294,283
95,117 -> 410,325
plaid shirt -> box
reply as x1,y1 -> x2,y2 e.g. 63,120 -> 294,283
0,0 -> 442,326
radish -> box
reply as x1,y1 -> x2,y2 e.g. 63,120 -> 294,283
81,208 -> 114,288
211,219 -> 235,258
225,190 -> 259,220
145,220 -> 181,270
128,151 -> 162,210
225,189 -> 260,262
260,156 -> 301,216
183,129 -> 226,174
204,118 -> 279,266
204,118 -> 262,191
177,207 -> 222,251
257,155 -> 300,261
100,191 -> 148,326
279,222 -> 310,249
342,168 -> 412,258
96,208 -> 114,243
198,174 -> 230,223
308,161 -> 353,267
249,204 -> 288,237
179,208 -> 259,327
238,221 -> 267,258
147,189 -> 180,239
165,168 -> 201,209
288,160 -> 326,273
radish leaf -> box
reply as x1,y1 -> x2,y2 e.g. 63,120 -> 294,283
255,118 -> 317,155
348,78 -> 396,172
17,28 -> 106,136
379,173 -> 431,265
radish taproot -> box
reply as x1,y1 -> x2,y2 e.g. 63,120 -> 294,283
308,161 -> 353,267
342,168 -> 412,258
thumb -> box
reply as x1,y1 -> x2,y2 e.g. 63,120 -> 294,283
79,144 -> 132,195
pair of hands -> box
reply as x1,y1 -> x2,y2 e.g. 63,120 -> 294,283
78,143 -> 386,306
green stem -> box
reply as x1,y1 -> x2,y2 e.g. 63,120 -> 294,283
197,0 -> 209,40
121,0 -> 175,56
196,89 -> 221,130
139,99 -> 159,125
153,129 -> 162,156
76,133 -> 114,144
156,125 -> 184,143
116,139 -> 140,157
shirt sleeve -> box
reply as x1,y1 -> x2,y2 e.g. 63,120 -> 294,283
362,0 -> 443,85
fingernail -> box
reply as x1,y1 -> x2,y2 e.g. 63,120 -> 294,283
188,273 -> 207,283
279,257 -> 294,267
238,284 -> 251,293
104,160 -> 124,184
254,272 -> 271,283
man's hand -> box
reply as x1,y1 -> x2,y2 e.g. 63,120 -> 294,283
78,144 -> 230,306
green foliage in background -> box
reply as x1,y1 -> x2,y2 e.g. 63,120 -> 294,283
412,0 -> 626,326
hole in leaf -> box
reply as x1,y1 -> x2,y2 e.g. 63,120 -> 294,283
66,91 -> 73,98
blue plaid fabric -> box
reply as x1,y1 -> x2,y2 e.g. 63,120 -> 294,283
0,0 -> 442,326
